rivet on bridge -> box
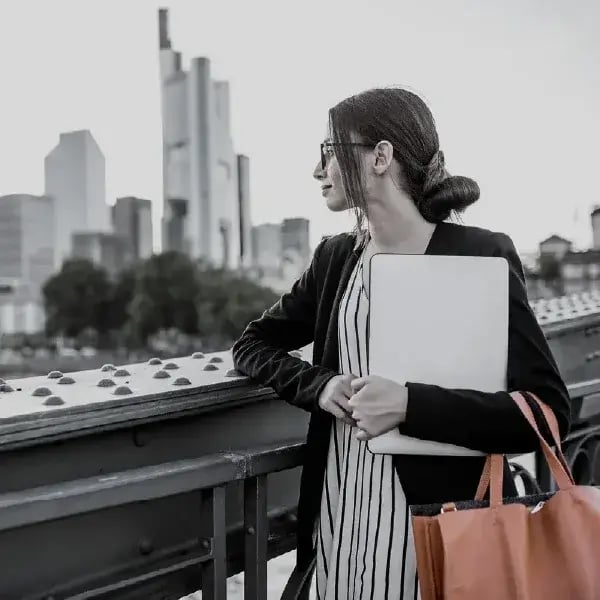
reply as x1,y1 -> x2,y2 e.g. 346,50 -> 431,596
112,385 -> 133,396
32,387 -> 52,397
97,379 -> 116,388
44,396 -> 65,407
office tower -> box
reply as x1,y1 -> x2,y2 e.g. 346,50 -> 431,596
281,218 -> 311,267
44,130 -> 109,269
71,232 -> 131,279
0,194 -> 54,334
237,155 -> 252,268
251,223 -> 282,273
158,9 -> 240,269
0,194 -> 55,295
112,197 -> 153,261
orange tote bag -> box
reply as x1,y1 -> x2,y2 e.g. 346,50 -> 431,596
410,391 -> 600,600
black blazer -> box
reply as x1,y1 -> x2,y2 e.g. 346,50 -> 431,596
232,221 -> 571,568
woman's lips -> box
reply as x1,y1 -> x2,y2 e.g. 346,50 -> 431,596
321,185 -> 332,196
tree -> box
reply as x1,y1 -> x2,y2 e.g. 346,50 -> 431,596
196,268 -> 279,343
128,251 -> 200,343
42,259 -> 112,338
104,266 -> 136,331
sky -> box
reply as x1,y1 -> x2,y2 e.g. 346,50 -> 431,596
0,0 -> 598,254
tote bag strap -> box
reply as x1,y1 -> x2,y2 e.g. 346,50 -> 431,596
475,392 -> 574,502
514,391 -> 572,480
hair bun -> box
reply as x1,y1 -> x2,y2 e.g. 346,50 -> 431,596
419,175 -> 480,223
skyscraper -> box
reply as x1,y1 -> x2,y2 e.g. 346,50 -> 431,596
71,232 -> 130,279
112,196 -> 154,261
237,154 -> 252,268
281,218 -> 311,267
44,130 -> 109,269
0,194 -> 55,294
251,223 -> 282,273
158,9 -> 241,269
0,194 -> 54,334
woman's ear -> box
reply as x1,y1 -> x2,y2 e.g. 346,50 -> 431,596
373,140 -> 394,175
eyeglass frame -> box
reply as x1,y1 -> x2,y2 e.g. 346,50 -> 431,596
320,141 -> 375,170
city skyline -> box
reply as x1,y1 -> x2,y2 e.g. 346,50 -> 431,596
0,0 -> 599,254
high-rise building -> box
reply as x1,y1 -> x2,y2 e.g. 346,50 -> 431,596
112,197 -> 153,261
0,281 -> 45,334
281,218 -> 311,268
44,130 -> 109,269
0,194 -> 54,334
251,223 -> 282,274
237,155 -> 252,268
0,194 -> 55,295
158,9 -> 241,269
71,232 -> 131,279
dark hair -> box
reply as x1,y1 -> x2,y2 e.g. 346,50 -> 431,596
328,87 -> 480,246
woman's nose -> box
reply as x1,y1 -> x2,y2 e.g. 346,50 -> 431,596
313,160 -> 325,181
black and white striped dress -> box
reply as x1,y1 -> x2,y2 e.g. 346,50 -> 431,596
315,251 -> 420,600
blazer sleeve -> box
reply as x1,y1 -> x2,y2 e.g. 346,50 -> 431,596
231,238 -> 338,412
399,232 -> 571,455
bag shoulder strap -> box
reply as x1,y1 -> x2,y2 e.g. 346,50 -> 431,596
475,392 -> 574,502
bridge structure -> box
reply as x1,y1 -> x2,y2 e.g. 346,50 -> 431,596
0,291 -> 600,599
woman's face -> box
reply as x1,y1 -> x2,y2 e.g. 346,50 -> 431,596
312,140 -> 349,212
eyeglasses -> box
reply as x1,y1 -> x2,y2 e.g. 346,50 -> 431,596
320,142 -> 374,170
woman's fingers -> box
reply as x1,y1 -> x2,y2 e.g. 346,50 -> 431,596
326,401 -> 348,421
336,394 -> 353,415
341,376 -> 356,398
355,428 -> 372,441
350,377 -> 367,394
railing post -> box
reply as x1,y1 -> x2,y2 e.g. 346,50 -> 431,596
244,474 -> 268,600
200,485 -> 227,599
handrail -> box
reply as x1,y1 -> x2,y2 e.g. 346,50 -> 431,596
0,440 -> 305,533
1,344 -> 600,598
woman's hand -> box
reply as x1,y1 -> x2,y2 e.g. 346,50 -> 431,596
349,375 -> 408,441
318,374 -> 358,426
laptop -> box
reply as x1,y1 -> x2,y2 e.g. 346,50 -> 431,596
366,253 -> 509,456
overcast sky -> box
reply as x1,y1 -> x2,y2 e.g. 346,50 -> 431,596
1,0 -> 598,253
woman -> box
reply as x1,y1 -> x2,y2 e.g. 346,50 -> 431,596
231,87 -> 570,600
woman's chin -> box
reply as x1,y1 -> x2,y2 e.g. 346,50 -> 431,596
325,196 -> 348,212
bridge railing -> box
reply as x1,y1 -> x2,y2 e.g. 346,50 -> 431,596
1,303 -> 600,598
0,387 -> 596,599
0,440 -> 304,599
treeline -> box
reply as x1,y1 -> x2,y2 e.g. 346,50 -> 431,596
42,251 -> 280,349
